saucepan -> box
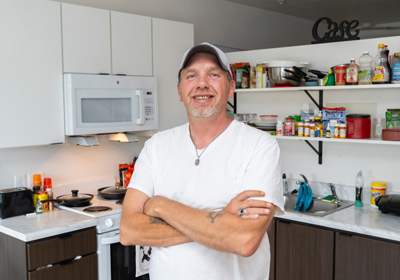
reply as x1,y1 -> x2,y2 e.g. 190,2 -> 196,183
42,190 -> 94,207
98,185 -> 127,200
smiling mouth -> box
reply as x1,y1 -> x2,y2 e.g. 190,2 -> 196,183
194,95 -> 213,100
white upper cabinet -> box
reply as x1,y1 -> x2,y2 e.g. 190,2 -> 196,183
111,11 -> 152,76
61,3 -> 111,74
0,0 -> 64,149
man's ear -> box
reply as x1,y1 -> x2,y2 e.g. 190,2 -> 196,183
228,79 -> 236,98
177,84 -> 183,102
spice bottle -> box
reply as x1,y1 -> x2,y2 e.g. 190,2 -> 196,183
339,123 -> 347,139
304,122 -> 310,137
298,122 -> 304,137
346,58 -> 359,85
276,120 -> 283,136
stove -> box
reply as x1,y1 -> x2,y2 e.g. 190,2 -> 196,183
54,178 -> 149,279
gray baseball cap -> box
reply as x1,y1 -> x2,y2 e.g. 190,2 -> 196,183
178,42 -> 232,79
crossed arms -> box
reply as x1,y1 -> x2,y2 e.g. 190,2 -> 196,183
119,188 -> 276,257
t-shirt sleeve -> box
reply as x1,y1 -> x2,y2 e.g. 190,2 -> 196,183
128,136 -> 155,198
239,135 -> 285,215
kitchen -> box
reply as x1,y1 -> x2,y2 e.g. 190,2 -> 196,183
1,0 -> 400,279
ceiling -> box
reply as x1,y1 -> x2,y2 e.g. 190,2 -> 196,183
225,0 -> 400,26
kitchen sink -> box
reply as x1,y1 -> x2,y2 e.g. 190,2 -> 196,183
283,193 -> 355,217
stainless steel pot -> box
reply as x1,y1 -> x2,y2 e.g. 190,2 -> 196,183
268,67 -> 307,87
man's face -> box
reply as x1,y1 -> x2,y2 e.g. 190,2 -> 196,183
178,53 -> 234,119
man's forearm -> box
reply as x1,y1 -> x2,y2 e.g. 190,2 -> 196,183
119,211 -> 192,247
147,197 -> 275,257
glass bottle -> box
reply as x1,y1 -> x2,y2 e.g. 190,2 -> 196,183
358,51 -> 373,85
373,44 -> 390,84
346,58 -> 359,85
355,170 -> 364,207
373,118 -> 384,138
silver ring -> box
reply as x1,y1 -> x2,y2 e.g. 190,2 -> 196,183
239,208 -> 247,216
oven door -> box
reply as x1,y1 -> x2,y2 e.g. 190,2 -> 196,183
98,231 -> 149,280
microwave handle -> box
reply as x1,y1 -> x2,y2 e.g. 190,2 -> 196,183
136,90 -> 145,125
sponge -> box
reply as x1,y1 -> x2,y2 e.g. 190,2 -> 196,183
322,195 -> 335,203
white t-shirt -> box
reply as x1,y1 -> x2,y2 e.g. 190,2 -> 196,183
129,120 -> 284,280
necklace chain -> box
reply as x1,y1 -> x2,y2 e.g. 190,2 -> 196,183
190,118 -> 230,166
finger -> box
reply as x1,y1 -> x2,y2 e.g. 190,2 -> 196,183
235,190 -> 265,202
240,214 -> 260,219
243,200 -> 272,209
244,207 -> 270,215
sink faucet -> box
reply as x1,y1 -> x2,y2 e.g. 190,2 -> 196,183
296,174 -> 309,185
329,183 -> 340,203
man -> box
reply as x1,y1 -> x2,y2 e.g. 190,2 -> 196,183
120,42 -> 284,280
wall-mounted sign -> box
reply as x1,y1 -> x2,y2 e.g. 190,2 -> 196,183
311,17 -> 360,44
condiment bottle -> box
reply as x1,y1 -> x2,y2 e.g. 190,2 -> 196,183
304,122 -> 310,137
276,120 -> 283,136
33,174 -> 42,191
323,70 -> 335,86
32,186 -> 40,208
346,58 -> 359,85
43,178 -> 52,190
358,51 -> 373,85
339,124 -> 347,139
392,53 -> 400,84
373,44 -> 390,84
309,123 -> 316,137
47,188 -> 54,211
38,191 -> 48,212
335,66 -> 346,85
298,122 -> 304,137
383,45 -> 392,82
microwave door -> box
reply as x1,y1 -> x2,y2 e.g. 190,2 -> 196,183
74,88 -> 142,135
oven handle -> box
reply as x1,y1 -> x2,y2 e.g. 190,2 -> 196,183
101,234 -> 120,245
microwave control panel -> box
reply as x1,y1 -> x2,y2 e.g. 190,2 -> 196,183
144,91 -> 156,123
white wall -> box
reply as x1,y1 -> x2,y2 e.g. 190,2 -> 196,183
53,0 -> 315,50
226,36 -> 400,192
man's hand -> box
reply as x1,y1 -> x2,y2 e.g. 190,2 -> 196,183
223,190 -> 272,219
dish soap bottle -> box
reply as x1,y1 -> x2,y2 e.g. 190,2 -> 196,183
355,170 -> 364,207
282,173 -> 288,193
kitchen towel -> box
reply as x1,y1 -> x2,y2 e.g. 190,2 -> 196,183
136,245 -> 151,277
294,182 -> 313,211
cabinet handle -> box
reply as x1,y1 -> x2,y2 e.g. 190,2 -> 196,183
339,232 -> 353,237
116,74 -> 126,76
58,233 -> 73,239
98,73 -> 110,75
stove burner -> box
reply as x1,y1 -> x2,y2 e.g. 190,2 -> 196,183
83,206 -> 112,213
64,202 -> 92,207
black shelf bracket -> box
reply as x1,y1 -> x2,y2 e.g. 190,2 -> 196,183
304,140 -> 323,164
227,92 -> 237,113
304,90 -> 323,110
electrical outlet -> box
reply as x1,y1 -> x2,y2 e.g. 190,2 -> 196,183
14,174 -> 26,188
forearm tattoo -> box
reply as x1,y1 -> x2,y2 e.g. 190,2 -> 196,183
149,217 -> 170,226
206,212 -> 226,224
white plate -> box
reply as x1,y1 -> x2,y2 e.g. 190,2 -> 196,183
254,122 -> 277,127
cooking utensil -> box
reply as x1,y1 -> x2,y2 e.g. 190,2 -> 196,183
98,185 -> 127,200
42,190 -> 94,207
265,60 -> 310,87
308,69 -> 328,79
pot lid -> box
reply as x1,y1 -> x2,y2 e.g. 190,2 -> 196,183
347,114 -> 371,118
99,186 -> 127,195
58,190 -> 93,200
263,60 -> 310,68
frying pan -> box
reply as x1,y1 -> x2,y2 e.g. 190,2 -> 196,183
42,190 -> 94,207
98,186 -> 127,200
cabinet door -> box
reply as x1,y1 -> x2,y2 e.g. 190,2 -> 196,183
152,18 -> 194,131
267,219 -> 276,280
111,11 -> 152,76
275,220 -> 334,280
0,0 -> 64,149
61,3 -> 111,74
335,232 -> 400,280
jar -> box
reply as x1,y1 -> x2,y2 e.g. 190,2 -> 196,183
370,181 -> 386,207
304,122 -> 310,137
339,124 -> 347,139
284,117 -> 295,136
276,120 -> 283,136
373,118 -> 384,138
298,122 -> 304,137
335,66 -> 346,85
309,123 -> 316,137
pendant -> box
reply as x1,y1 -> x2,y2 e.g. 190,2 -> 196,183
195,159 -> 200,166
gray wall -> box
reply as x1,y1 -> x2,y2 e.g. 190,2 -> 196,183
53,0 -> 315,50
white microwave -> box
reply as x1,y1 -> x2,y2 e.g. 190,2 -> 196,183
63,74 -> 158,136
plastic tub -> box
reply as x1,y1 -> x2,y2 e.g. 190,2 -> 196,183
260,115 -> 278,122
370,181 -> 387,207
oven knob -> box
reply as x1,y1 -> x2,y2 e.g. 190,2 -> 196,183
105,218 -> 114,228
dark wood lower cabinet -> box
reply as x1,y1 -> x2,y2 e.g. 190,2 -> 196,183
0,227 -> 98,280
275,219 -> 334,280
335,232 -> 400,280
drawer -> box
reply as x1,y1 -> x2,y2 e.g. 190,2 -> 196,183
28,253 -> 98,280
27,227 -> 97,270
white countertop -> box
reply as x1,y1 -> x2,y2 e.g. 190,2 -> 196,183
280,204 -> 400,242
0,208 -> 96,242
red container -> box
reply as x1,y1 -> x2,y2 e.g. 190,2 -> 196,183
346,114 -> 371,139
